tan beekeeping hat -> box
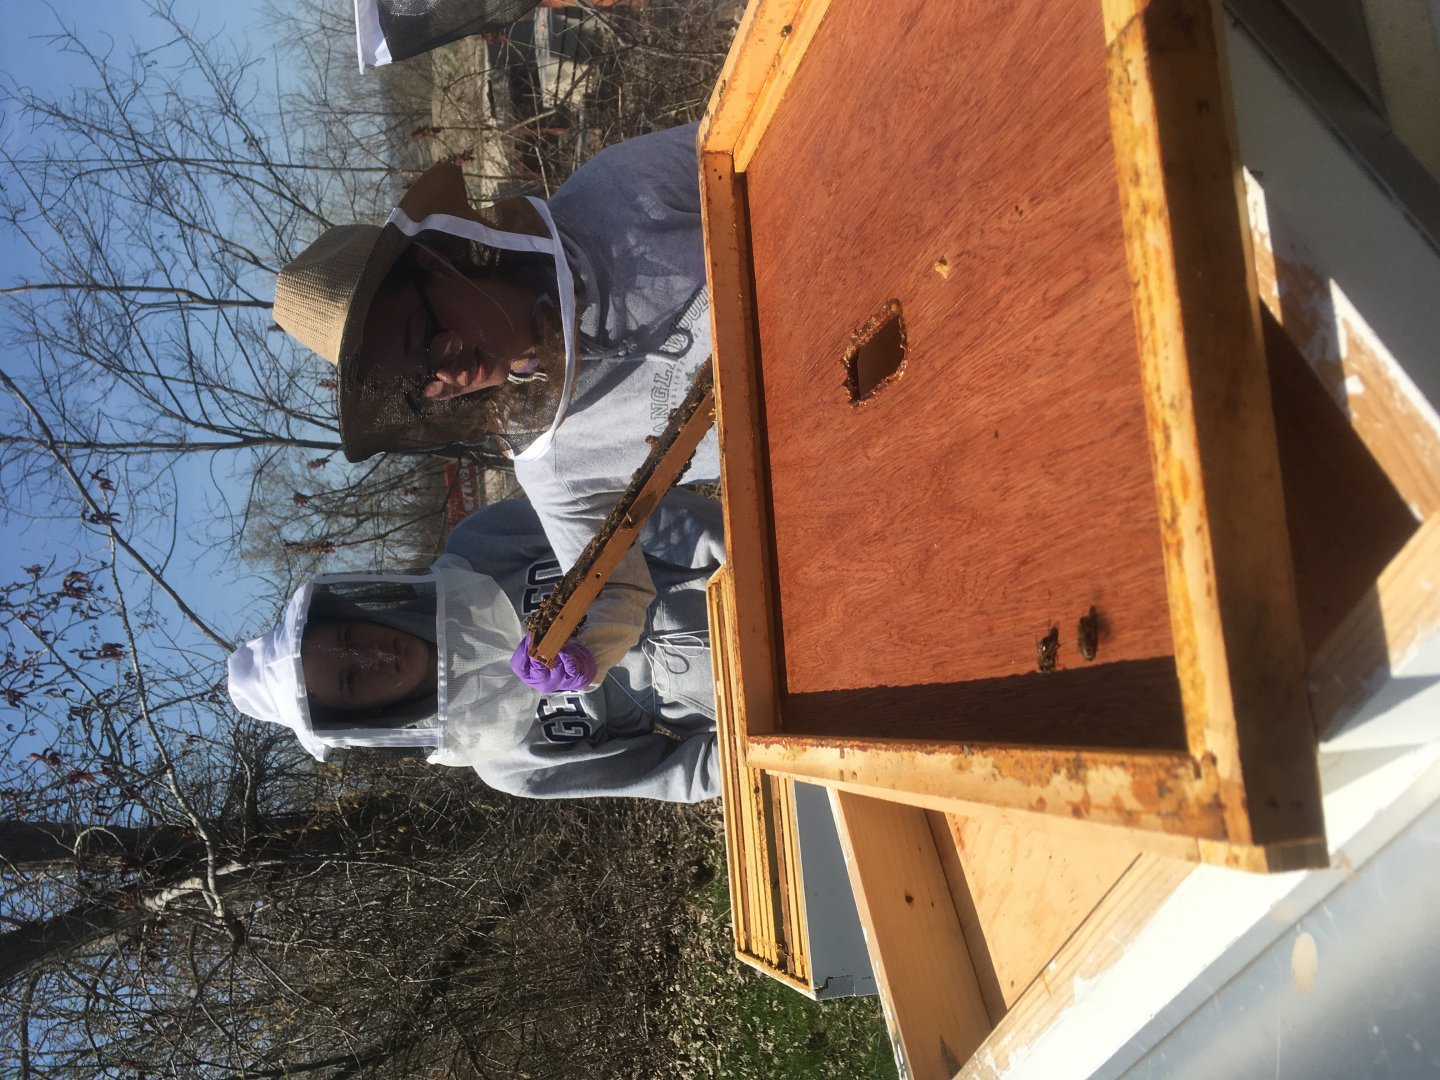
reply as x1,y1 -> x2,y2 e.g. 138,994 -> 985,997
270,162 -> 572,463
272,160 -> 474,369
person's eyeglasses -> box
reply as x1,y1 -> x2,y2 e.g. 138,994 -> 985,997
400,282 -> 453,417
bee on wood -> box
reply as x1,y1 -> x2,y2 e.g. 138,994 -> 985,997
1077,606 -> 1099,661
1036,626 -> 1060,673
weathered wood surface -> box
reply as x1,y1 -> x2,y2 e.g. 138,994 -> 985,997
830,791 -> 993,1080
957,852 -> 1193,1079
1106,0 -> 1321,848
702,0 -> 1327,864
937,811 -> 1138,1010
747,736 -> 1228,839
746,0 -> 1173,695
709,567 -> 812,991
698,142 -> 782,739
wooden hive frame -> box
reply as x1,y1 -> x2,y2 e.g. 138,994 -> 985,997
695,0 -> 1440,869
708,184 -> 1440,1070
708,564 -> 813,993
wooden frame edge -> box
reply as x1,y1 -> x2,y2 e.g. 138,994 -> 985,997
702,0 -> 1331,859
700,0 -> 834,171
1105,0 -> 1323,849
700,144 -> 783,739
957,853 -> 1194,1079
818,775 -> 1330,872
749,736 -> 1229,841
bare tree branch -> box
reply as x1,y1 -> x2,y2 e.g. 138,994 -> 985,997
1,369 -> 234,651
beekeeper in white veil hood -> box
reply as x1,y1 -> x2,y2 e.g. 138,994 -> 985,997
228,491 -> 723,803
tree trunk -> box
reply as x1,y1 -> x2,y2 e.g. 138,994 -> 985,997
0,813 -> 394,985
0,797 -> 437,985
0,819 -> 198,871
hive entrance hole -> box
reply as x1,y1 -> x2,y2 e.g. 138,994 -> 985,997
844,300 -> 907,404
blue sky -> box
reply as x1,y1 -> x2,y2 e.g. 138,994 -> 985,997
1,0 -> 300,650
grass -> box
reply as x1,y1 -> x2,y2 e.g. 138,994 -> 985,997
644,820 -> 899,1080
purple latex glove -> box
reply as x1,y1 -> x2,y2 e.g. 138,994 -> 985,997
510,636 -> 597,693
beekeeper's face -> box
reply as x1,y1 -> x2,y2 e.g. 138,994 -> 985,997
355,244 -> 541,410
302,621 -> 437,712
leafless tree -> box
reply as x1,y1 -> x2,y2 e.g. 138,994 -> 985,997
1,5 -> 739,1077
0,1 -> 491,605
1,550 -> 715,1079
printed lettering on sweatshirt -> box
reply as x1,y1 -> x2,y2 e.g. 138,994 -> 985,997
524,558 -> 595,742
537,694 -> 592,743
650,287 -> 711,433
521,558 -> 564,615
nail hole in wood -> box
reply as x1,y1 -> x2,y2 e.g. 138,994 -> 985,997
844,299 -> 907,405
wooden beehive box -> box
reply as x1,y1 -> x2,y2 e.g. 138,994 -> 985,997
700,0 -> 1331,868
710,566 -> 877,999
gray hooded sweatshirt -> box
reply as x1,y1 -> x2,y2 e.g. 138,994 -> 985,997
520,122 -> 719,679
227,491 -> 722,802
369,123 -> 718,686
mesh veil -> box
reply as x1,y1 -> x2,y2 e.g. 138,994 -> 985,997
302,566 -> 537,766
339,198 -> 577,462
298,574 -> 444,749
429,563 -> 538,769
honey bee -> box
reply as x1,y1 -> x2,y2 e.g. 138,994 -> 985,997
1036,626 -> 1060,673
1077,606 -> 1099,661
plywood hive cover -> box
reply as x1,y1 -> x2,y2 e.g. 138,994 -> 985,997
701,0 -> 1327,865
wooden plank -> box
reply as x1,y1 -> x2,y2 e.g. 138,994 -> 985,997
1308,515 -> 1440,737
927,812 -> 1008,1027
698,140 -> 782,739
746,0 -> 1173,696
745,755 -> 780,965
730,0 -> 834,173
941,813 -> 1138,1009
712,569 -> 822,986
773,775 -> 810,982
708,569 -> 750,957
702,0 -> 812,156
767,773 -> 798,976
733,951 -> 816,997
1246,171 -> 1440,520
704,0 -> 1327,861
830,790 -> 992,1080
845,776 -> 1328,870
748,737 -> 1229,840
1105,0 -> 1322,848
957,853 -> 1194,1079
711,567 -> 780,967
